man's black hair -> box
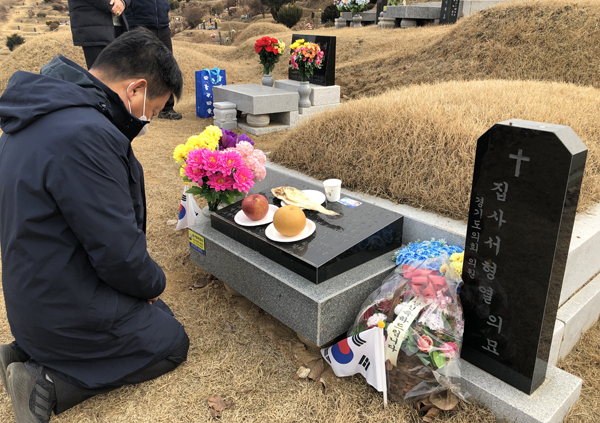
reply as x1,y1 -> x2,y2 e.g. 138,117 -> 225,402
92,28 -> 183,100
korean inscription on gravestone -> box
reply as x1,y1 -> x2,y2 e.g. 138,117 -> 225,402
289,34 -> 336,86
460,120 -> 587,395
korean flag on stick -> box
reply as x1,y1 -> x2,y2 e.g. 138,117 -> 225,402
321,324 -> 388,406
176,183 -> 201,231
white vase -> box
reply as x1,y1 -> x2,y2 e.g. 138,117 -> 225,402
352,14 -> 363,27
298,81 -> 311,109
261,73 -> 274,87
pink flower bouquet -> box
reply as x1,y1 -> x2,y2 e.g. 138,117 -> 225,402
173,126 -> 266,211
350,254 -> 466,402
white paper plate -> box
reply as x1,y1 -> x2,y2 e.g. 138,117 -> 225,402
265,219 -> 316,242
234,204 -> 279,226
281,190 -> 326,208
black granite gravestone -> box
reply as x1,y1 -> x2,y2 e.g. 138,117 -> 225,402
439,0 -> 461,24
211,177 -> 403,284
289,34 -> 336,86
459,120 -> 587,395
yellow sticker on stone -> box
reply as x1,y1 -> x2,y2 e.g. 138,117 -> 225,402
189,231 -> 206,255
385,297 -> 425,367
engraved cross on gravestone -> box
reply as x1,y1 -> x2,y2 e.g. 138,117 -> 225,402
459,119 -> 587,394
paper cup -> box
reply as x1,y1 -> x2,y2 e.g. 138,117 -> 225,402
323,179 -> 342,202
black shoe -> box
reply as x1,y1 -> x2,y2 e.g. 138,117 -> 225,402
7,362 -> 56,423
0,343 -> 29,392
158,110 -> 183,120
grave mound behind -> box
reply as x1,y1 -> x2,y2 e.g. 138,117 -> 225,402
270,79 -> 600,221
338,0 -> 600,99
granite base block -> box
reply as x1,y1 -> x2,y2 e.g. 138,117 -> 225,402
461,360 -> 582,423
238,121 -> 291,135
189,216 -> 395,346
274,79 -> 341,106
213,120 -> 237,130
213,84 -> 298,115
548,320 -> 564,368
298,103 -> 341,115
385,4 -> 441,19
272,110 -> 299,127
556,272 -> 600,360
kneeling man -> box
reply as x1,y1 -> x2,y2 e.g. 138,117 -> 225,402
0,28 -> 189,423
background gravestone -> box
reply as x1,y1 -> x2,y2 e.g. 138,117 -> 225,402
459,119 -> 587,394
439,0 -> 461,24
289,34 -> 336,86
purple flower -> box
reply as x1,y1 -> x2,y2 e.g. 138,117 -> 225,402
238,134 -> 254,146
220,130 -> 238,150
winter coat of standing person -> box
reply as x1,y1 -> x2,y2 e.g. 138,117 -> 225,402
125,0 -> 182,119
0,29 -> 188,423
68,0 -> 129,69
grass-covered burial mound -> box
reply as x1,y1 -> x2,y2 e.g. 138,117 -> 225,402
271,79 -> 600,221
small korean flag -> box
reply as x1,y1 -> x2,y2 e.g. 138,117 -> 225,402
321,326 -> 387,403
176,185 -> 201,231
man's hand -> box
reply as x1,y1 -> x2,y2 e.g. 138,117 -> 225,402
110,0 -> 125,16
148,296 -> 159,305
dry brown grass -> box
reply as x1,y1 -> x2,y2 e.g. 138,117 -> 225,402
232,21 -> 290,45
1,1 -> 600,421
271,79 -> 600,221
337,0 -> 600,99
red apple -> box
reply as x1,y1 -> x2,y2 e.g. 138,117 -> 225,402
242,194 -> 269,221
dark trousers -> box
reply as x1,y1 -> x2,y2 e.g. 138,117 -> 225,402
134,25 -> 175,112
53,332 -> 189,414
82,26 -> 126,70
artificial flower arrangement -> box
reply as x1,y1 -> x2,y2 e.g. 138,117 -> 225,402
254,36 -> 286,75
334,0 -> 369,14
350,242 -> 466,403
289,39 -> 325,82
173,126 -> 266,211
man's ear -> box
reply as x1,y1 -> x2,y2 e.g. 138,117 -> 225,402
128,79 -> 148,99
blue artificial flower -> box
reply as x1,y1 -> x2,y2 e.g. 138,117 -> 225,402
393,239 -> 464,266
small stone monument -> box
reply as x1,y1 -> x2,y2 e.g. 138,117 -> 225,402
460,119 -> 587,394
334,17 -> 346,29
213,101 -> 237,130
439,0 -> 461,24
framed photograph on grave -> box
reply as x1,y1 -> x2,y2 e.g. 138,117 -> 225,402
288,34 -> 336,86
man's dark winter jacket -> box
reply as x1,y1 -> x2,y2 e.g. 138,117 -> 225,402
124,0 -> 169,29
68,0 -> 130,46
0,56 -> 185,389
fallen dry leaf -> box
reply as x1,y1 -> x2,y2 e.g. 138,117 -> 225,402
209,408 -> 220,418
430,390 -> 459,411
193,277 -> 211,289
237,387 -> 254,394
306,358 -> 325,381
166,219 -> 177,225
295,366 -> 311,379
422,407 -> 440,422
207,395 -> 232,412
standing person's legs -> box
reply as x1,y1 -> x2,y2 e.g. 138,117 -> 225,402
82,46 -> 106,70
155,26 -> 181,119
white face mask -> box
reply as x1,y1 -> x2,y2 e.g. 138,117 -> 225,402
127,82 -> 149,137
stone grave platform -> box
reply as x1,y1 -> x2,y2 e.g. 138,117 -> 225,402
189,161 -> 588,423
213,84 -> 299,135
274,79 -> 341,121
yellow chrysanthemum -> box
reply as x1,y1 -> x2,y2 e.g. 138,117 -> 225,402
450,252 -> 464,262
179,167 -> 185,177
290,39 -> 305,50
200,125 -> 222,144
451,261 -> 463,274
186,134 -> 218,151
173,143 -> 192,164
277,41 -> 286,51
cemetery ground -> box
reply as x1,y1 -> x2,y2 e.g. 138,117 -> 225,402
2,0 -> 600,420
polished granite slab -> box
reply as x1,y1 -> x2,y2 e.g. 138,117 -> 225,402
211,179 -> 403,284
